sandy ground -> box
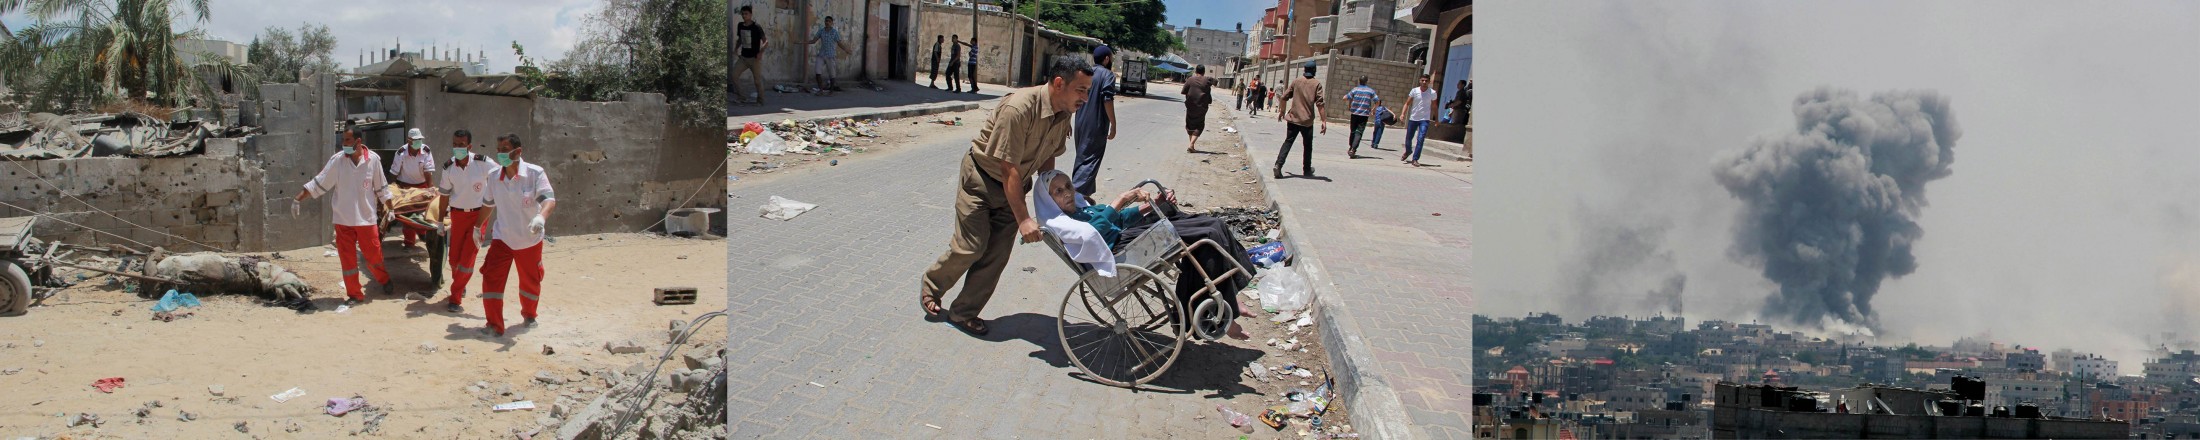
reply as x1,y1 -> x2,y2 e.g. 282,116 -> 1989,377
1159,107 -> 1350,436
0,232 -> 727,439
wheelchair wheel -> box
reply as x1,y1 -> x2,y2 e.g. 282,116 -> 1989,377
1189,294 -> 1236,341
1058,264 -> 1185,388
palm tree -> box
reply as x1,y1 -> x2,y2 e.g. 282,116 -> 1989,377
0,0 -> 218,110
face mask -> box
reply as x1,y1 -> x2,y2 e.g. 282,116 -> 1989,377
494,153 -> 513,167
341,146 -> 355,156
453,148 -> 469,159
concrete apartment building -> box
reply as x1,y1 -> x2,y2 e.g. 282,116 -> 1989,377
1167,24 -> 1248,70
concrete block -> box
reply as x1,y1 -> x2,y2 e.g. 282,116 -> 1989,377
201,226 -> 239,244
205,190 -> 240,207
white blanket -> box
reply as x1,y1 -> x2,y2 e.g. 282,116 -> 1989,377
1032,170 -> 1115,277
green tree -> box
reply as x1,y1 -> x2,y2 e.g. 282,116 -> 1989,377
1010,0 -> 1184,55
534,0 -> 725,128
244,23 -> 338,84
0,0 -> 220,111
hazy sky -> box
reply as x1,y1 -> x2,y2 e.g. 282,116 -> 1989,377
3,0 -> 599,74
1477,0 -> 2200,371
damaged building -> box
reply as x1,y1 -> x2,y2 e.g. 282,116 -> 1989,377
0,54 -> 726,254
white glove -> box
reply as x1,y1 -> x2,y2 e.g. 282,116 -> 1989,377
291,199 -> 302,217
529,215 -> 546,236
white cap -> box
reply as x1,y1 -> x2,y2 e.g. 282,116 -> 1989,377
406,128 -> 425,140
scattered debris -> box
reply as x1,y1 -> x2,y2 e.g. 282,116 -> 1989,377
271,387 -> 307,403
177,409 -> 198,422
208,384 -> 225,396
326,396 -> 368,416
494,401 -> 536,412
535,371 -> 564,385
654,286 -> 699,305
543,345 -> 557,355
152,253 -> 316,303
605,340 -> 647,355
72,413 -> 103,428
925,423 -> 944,430
1216,405 -> 1255,433
419,342 -> 440,354
759,196 -> 818,221
234,420 -> 250,433
152,310 -> 194,322
0,367 -> 19,375
91,377 -> 126,393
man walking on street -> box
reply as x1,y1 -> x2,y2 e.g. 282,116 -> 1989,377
807,16 -> 851,94
946,35 -> 965,93
390,128 -> 437,249
1404,73 -> 1438,167
1343,76 -> 1379,159
1274,62 -> 1328,178
1246,78 -> 1265,117
733,6 -> 768,104
1182,65 -> 1214,153
918,56 -> 1094,336
477,134 -> 556,337
294,126 -> 392,306
929,35 -> 944,89
1071,45 -> 1119,197
438,129 -> 498,314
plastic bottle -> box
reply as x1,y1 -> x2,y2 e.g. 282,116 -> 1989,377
1216,405 -> 1253,428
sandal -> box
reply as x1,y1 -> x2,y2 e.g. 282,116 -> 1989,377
919,292 -> 944,317
951,316 -> 990,336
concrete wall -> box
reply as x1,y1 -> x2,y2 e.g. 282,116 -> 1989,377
1235,52 -> 1423,123
918,2 -> 1029,86
730,0 -> 926,83
1,75 -> 723,253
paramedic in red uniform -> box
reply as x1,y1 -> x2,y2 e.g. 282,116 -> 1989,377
438,129 -> 499,313
294,126 -> 393,306
477,134 -> 556,336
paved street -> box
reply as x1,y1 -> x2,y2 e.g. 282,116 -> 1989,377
1227,90 -> 1475,439
726,87 -> 1296,438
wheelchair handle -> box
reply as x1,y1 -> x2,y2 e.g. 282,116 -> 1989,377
1131,179 -> 1180,218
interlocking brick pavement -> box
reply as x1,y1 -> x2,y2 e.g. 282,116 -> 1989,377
1229,97 -> 1476,439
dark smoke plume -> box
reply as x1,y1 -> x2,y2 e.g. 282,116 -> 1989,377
1712,88 -> 1961,331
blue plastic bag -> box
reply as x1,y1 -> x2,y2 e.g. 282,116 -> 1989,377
152,290 -> 202,312
1248,242 -> 1289,267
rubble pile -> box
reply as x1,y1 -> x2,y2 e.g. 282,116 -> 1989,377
0,111 -> 239,160
1198,206 -> 1282,246
150,253 -> 316,304
728,119 -> 880,155
553,339 -> 726,439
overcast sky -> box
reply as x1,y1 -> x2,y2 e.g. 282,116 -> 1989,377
3,0 -> 601,74
1477,0 -> 2200,371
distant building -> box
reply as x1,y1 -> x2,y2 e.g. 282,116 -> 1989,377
2003,349 -> 2047,372
1168,25 -> 1248,71
178,39 -> 247,66
2145,350 -> 2200,384
1713,382 -> 2130,439
2071,355 -> 2119,381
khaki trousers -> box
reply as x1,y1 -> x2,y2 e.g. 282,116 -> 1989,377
922,155 -> 1018,321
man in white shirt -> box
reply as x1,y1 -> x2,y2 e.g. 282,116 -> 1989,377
437,129 -> 499,314
294,127 -> 393,306
1402,73 -> 1438,167
477,134 -> 557,336
390,128 -> 438,249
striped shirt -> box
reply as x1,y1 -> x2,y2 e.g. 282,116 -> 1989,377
1346,85 -> 1378,117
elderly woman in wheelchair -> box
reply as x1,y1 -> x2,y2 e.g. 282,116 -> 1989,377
1034,169 -> 1261,341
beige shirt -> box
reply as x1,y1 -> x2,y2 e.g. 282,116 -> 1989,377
1283,77 -> 1324,126
969,85 -> 1074,182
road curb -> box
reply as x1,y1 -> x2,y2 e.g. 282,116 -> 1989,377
729,101 -> 981,127
1237,115 -> 1424,440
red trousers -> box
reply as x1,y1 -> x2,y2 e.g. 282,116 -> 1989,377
480,240 -> 544,332
446,209 -> 484,302
333,224 -> 389,300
